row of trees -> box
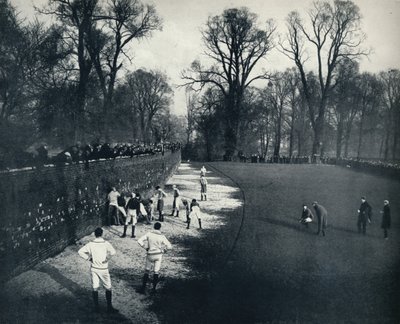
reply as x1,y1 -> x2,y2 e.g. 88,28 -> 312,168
182,1 -> 400,161
0,0 -> 184,156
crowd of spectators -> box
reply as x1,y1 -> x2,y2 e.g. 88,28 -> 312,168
239,152 -> 400,177
0,142 -> 181,171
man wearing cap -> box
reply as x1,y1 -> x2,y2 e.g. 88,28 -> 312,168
78,227 -> 118,313
312,202 -> 328,236
137,222 -> 172,293
357,196 -> 372,235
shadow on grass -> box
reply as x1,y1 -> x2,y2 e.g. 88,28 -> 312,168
3,263 -> 133,324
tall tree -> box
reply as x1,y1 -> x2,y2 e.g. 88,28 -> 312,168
86,0 -> 161,141
182,7 -> 275,160
42,0 -> 98,142
380,69 -> 400,160
281,0 -> 367,160
356,72 -> 382,159
126,69 -> 172,143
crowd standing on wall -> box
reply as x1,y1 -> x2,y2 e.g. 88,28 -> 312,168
0,142 -> 181,171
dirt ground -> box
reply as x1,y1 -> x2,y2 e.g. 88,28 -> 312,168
0,162 -> 243,324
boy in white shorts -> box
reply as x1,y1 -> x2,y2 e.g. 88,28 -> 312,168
78,227 -> 118,313
137,222 -> 172,293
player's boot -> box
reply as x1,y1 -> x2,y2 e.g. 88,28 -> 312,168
138,273 -> 149,294
152,274 -> 159,292
92,291 -> 99,313
131,225 -> 136,238
106,290 -> 119,313
198,219 -> 202,229
186,219 -> 190,229
175,210 -> 179,217
121,225 -> 127,238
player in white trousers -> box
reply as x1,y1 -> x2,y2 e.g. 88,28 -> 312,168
78,227 -> 118,313
137,222 -> 172,293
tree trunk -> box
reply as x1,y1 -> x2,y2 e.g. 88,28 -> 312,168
336,118 -> 344,159
289,109 -> 295,158
312,115 -> 324,162
356,109 -> 366,159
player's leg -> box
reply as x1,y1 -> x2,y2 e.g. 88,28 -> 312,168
101,270 -> 118,313
91,270 -> 100,312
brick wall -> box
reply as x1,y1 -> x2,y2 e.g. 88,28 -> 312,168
0,151 -> 181,282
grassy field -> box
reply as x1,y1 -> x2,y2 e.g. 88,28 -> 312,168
154,162 -> 400,324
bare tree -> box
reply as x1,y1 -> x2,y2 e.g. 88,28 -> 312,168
380,69 -> 400,160
182,7 -> 276,160
86,0 -> 161,141
41,0 -> 98,142
126,69 -> 172,143
280,0 -> 367,160
356,72 -> 383,159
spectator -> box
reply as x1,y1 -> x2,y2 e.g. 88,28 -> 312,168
380,200 -> 391,239
357,196 -> 372,235
312,201 -> 328,236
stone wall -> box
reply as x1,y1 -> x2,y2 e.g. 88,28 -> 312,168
0,151 -> 181,282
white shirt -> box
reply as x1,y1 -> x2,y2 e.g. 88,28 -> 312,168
108,190 -> 120,207
156,189 -> 167,200
137,230 -> 172,255
78,237 -> 116,270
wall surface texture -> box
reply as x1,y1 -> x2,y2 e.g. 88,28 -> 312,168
0,151 -> 181,282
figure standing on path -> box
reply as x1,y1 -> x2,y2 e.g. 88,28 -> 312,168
78,227 -> 118,313
107,187 -> 125,225
312,202 -> 328,236
187,199 -> 202,229
357,196 -> 372,235
299,204 -> 313,228
170,185 -> 181,217
200,175 -> 208,201
155,186 -> 167,222
182,198 -> 190,225
381,200 -> 391,239
137,222 -> 172,294
122,193 -> 147,238
200,165 -> 207,177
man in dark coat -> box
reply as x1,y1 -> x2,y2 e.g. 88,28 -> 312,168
312,201 -> 328,236
358,196 -> 372,235
381,200 -> 391,239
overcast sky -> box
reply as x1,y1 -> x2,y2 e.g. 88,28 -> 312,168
12,0 -> 400,116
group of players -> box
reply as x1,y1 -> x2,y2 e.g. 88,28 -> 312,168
78,165 -> 209,313
299,197 -> 392,238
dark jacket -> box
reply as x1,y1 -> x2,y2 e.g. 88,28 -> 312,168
359,201 -> 372,221
381,205 -> 391,229
313,203 -> 328,227
126,197 -> 140,212
301,207 -> 313,220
